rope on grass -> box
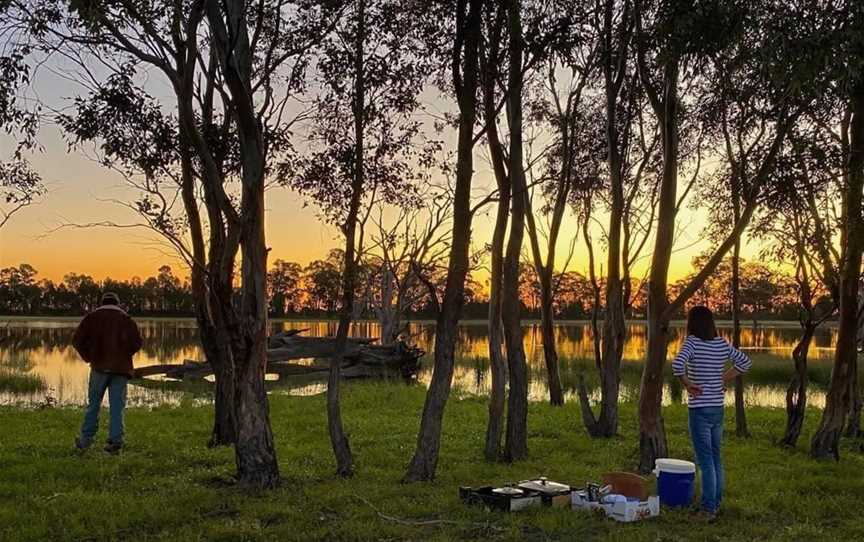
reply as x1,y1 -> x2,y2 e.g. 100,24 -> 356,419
353,494 -> 505,533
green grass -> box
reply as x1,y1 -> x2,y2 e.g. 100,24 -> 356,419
0,383 -> 862,541
0,368 -> 47,394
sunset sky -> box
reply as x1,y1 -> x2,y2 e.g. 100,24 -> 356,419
0,59 -> 764,285
0,124 -> 756,285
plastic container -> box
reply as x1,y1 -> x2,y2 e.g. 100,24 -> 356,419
653,458 -> 695,507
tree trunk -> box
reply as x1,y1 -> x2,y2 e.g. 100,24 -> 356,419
538,275 -> 564,406
845,361 -> 861,438
177,92 -> 239,448
200,317 -> 237,447
845,306 -> 862,438
485,189 -> 508,462
595,0 -> 629,439
731,229 -> 749,437
577,0 -> 631,437
811,82 -> 864,460
596,279 -> 625,437
325,0 -> 367,477
229,170 -> 280,488
781,322 -> 814,447
582,208 -> 602,370
403,0 -> 481,482
233,169 -> 280,489
639,307 -> 671,472
378,267 -> 397,346
480,1 -> 509,461
206,0 -> 280,488
638,62 -> 678,474
502,0 -> 528,463
578,168 -> 626,438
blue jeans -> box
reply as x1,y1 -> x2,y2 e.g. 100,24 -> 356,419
688,406 -> 725,513
80,370 -> 128,444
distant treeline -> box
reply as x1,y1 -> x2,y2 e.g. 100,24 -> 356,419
0,253 -> 813,320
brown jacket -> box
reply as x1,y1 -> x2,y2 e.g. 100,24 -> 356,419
73,306 -> 143,378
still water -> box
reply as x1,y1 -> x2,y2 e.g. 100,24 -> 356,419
0,317 -> 841,408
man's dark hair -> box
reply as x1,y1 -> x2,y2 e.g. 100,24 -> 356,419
686,305 -> 717,341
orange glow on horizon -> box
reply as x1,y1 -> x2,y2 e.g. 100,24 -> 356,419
1,132 -> 769,285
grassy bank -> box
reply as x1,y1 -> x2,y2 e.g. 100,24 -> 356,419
1,383 -> 862,541
0,368 -> 46,394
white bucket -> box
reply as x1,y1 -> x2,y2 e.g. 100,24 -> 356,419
653,458 -> 696,475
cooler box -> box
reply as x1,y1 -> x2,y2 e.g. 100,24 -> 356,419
654,458 -> 695,507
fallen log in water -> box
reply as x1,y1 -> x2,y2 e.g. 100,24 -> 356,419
268,336 -> 374,362
133,330 -> 423,382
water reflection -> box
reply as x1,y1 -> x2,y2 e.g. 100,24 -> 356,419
0,318 -> 840,408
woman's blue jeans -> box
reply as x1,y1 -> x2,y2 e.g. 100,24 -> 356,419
79,370 -> 128,445
688,406 -> 725,513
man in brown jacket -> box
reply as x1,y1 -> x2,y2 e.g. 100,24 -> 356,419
73,292 -> 143,453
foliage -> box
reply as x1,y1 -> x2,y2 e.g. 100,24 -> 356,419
0,24 -> 44,228
0,257 -> 821,320
282,0 -> 438,225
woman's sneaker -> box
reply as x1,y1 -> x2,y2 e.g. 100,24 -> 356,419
74,437 -> 92,451
104,440 -> 123,455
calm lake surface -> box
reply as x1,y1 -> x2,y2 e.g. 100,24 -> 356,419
0,317 -> 843,408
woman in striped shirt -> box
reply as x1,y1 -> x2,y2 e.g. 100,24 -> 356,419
672,306 -> 752,519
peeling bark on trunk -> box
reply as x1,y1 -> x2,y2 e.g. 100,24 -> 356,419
403,0 -> 481,482
637,61 -> 678,473
200,320 -> 237,446
811,83 -> 864,460
639,308 -> 671,472
502,0 -> 528,463
781,322 -> 814,448
206,0 -> 280,488
232,180 -> 279,489
845,306 -> 862,438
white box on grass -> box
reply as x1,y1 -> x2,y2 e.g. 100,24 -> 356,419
571,492 -> 660,523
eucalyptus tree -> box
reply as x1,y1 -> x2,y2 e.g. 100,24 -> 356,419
476,0 -> 580,458
573,0 -> 664,439
404,0 -> 483,481
479,0 -> 510,461
572,0 -> 627,436
810,1 -> 864,460
498,0 -> 532,462
366,190 -> 452,346
634,0 -> 812,472
284,0 -> 434,476
522,2 -> 596,409
17,0 -> 246,447
752,123 -> 841,447
10,0 -> 339,487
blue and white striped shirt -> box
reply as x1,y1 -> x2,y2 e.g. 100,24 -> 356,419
671,335 -> 752,408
